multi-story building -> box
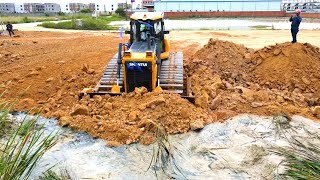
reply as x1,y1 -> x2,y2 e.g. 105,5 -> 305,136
60,3 -> 71,13
69,3 -> 87,12
94,2 -> 117,12
24,3 -> 45,13
14,3 -> 25,13
23,3 -> 45,13
89,3 -> 96,12
44,3 -> 61,13
0,3 -> 15,13
1,2 -> 122,14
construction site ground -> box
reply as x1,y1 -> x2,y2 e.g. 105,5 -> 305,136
1,30 -> 320,146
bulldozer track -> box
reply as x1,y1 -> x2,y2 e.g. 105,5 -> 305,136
97,53 -> 124,92
95,52 -> 184,94
160,52 -> 184,94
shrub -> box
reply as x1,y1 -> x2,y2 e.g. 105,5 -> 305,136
22,16 -> 31,23
115,7 -> 126,17
40,18 -> 118,30
80,8 -> 92,13
57,11 -> 65,16
40,22 -> 57,28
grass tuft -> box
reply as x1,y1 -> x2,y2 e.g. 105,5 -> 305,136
0,89 -> 58,180
40,169 -> 72,180
270,114 -> 320,179
145,120 -> 185,179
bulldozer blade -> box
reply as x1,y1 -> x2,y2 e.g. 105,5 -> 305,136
79,91 -> 122,99
181,95 -> 195,104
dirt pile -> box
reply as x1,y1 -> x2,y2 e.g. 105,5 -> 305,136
59,87 -> 213,146
185,39 -> 319,119
249,42 -> 320,102
186,38 -> 252,82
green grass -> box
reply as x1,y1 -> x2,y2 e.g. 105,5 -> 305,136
199,27 -> 211,30
40,15 -> 123,30
0,90 -> 14,138
274,137 -> 320,179
0,90 -> 58,180
271,114 -> 320,179
0,14 -> 90,24
40,169 -> 72,180
98,14 -> 125,21
250,25 -> 273,30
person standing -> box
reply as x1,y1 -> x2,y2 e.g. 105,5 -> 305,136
289,9 -> 302,43
6,23 -> 14,37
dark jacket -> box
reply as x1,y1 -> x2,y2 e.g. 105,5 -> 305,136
290,15 -> 302,30
6,24 -> 13,30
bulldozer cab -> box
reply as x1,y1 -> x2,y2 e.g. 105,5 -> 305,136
126,12 -> 168,54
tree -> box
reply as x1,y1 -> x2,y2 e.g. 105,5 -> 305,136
115,7 -> 126,17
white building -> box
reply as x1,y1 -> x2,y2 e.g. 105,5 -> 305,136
0,3 -> 15,13
60,2 -> 71,13
44,3 -> 61,13
14,3 -> 25,13
93,2 -> 119,13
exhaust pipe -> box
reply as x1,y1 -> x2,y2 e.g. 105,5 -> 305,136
117,43 -> 122,86
156,40 -> 161,86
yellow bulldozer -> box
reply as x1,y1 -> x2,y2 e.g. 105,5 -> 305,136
81,12 -> 193,101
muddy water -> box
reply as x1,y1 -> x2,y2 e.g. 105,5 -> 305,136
110,18 -> 320,30
15,114 -> 319,180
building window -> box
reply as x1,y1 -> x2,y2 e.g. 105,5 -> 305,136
52,5 -> 54,7
112,8 -> 114,10
21,8 -> 23,10
20,5 -> 22,7
66,8 -> 68,10
97,5 -> 99,7
112,5 -> 113,7
52,8 -> 54,10
97,8 -> 99,10
66,5 -> 68,7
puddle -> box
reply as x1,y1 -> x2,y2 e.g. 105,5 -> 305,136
10,113 -> 320,179
110,19 -> 320,30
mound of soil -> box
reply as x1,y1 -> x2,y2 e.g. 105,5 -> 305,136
185,39 -> 319,119
249,42 -> 320,100
58,88 -> 215,146
186,38 -> 252,82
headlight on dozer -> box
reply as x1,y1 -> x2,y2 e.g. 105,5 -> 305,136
124,51 -> 131,57
146,51 -> 153,57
